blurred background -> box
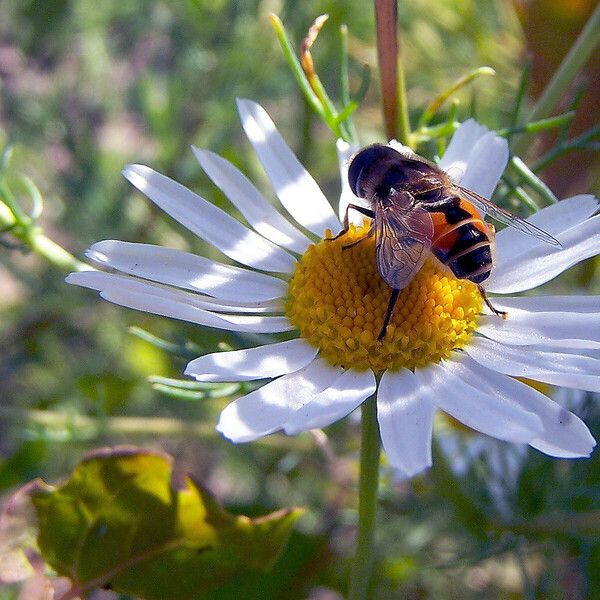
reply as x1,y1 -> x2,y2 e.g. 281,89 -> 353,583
0,0 -> 599,598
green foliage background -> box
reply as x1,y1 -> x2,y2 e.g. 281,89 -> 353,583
0,0 -> 599,598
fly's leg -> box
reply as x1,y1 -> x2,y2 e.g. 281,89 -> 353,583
327,204 -> 375,242
478,285 -> 507,319
378,288 -> 400,340
342,225 -> 374,250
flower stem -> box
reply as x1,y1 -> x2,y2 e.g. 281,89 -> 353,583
0,173 -> 88,272
508,156 -> 558,205
340,24 -> 359,145
349,396 -> 381,600
27,228 -> 89,272
417,66 -> 495,128
396,60 -> 412,147
270,14 -> 324,120
0,202 -> 88,272
374,0 -> 399,141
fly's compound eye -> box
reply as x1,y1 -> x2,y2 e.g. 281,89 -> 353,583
348,144 -> 400,198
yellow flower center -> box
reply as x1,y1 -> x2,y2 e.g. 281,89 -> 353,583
286,224 -> 483,373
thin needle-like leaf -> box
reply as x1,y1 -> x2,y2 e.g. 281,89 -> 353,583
418,67 -> 495,128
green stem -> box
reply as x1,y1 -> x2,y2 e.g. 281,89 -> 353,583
128,326 -> 203,359
0,204 -> 88,272
0,181 -> 30,224
413,120 -> 460,145
531,121 -> 600,172
512,3 -> 600,156
508,156 -> 558,205
307,72 -> 344,139
269,15 -> 325,121
340,24 -> 358,145
510,59 -> 532,129
349,396 -> 381,600
0,196 -> 15,225
151,383 -> 240,401
499,179 -> 541,214
496,111 -> 575,138
340,25 -> 351,108
513,186 -> 541,213
270,13 -> 353,142
27,228 -> 89,272
417,66 -> 495,128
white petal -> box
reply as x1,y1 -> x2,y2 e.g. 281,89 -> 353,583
68,270 -> 283,313
487,295 -> 600,313
101,290 -> 291,332
184,339 -> 318,382
237,99 -> 340,236
192,147 -> 312,254
87,240 -> 288,302
418,363 -> 543,443
122,164 -> 295,273
283,369 -> 376,434
438,119 -> 492,184
66,271 -> 293,333
465,337 -> 600,392
337,139 -> 368,226
444,354 -> 596,458
216,358 -> 343,442
377,369 -> 435,477
477,308 -> 600,349
458,132 -> 509,198
494,194 -> 599,264
387,140 -> 417,156
487,213 -> 600,293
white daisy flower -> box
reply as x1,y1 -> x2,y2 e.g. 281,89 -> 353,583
67,99 -> 598,478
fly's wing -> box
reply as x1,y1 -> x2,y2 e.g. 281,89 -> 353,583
458,186 -> 562,248
374,193 -> 434,291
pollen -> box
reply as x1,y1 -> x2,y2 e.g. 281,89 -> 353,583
286,224 -> 483,372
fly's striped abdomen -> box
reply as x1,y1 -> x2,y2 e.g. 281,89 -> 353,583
426,196 -> 494,285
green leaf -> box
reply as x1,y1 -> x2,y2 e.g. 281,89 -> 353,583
31,447 -> 304,600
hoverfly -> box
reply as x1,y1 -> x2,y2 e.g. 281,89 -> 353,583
331,144 -> 560,340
